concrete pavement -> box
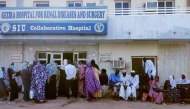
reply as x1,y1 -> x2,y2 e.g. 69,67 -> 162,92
0,93 -> 189,109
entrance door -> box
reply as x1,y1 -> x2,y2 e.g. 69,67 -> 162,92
63,53 -> 73,63
131,56 -> 157,74
52,53 -> 62,66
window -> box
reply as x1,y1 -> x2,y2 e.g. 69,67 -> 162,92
67,1 -> 82,7
115,1 -> 130,15
73,52 -> 87,65
37,52 -> 47,64
34,1 -> 49,7
158,1 -> 173,14
52,53 -> 62,66
0,1 -> 6,7
86,2 -> 96,7
131,56 -> 157,74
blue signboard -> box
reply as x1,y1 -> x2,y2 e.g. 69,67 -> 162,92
0,7 -> 107,34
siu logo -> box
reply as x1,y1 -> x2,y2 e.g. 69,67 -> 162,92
0,23 -> 11,33
94,23 -> 104,33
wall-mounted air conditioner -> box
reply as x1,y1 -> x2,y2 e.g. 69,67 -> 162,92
113,60 -> 125,69
144,2 -> 158,11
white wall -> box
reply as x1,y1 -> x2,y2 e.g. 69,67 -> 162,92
98,42 -> 158,75
0,44 -> 23,70
1,0 -> 16,7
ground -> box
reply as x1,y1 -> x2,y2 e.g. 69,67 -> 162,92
0,93 -> 189,109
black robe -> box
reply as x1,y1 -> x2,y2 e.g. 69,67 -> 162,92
45,75 -> 56,99
58,69 -> 66,96
8,68 -> 18,101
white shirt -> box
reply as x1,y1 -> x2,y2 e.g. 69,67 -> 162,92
145,60 -> 156,78
126,75 -> 139,87
65,64 -> 76,80
120,74 -> 130,86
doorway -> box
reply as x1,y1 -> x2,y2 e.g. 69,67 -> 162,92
131,56 -> 157,74
63,53 -> 73,63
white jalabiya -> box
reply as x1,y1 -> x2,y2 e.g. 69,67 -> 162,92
126,75 -> 139,98
144,60 -> 156,79
168,75 -> 176,88
177,73 -> 190,84
119,74 -> 131,100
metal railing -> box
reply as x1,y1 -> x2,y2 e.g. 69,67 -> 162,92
108,7 -> 190,16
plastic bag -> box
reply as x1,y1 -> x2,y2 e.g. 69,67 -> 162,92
29,90 -> 34,99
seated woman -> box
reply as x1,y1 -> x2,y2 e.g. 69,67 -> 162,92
149,76 -> 164,105
164,75 -> 180,104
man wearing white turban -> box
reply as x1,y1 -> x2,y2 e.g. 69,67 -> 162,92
119,70 -> 131,100
126,70 -> 139,102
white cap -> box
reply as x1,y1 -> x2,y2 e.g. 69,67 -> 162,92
131,70 -> 135,73
122,70 -> 126,73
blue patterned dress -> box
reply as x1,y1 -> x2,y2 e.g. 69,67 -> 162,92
30,60 -> 48,102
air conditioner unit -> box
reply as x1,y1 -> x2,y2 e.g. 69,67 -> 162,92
144,2 -> 158,11
113,60 -> 125,69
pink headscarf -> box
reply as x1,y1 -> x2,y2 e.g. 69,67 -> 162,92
61,59 -> 68,70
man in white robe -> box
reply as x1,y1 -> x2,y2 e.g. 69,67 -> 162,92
143,58 -> 156,79
126,70 -> 139,102
119,70 -> 131,100
177,73 -> 190,84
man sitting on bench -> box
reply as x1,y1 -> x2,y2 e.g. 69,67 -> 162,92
109,69 -> 120,101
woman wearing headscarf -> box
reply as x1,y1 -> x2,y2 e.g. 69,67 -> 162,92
7,67 -> 18,104
45,59 -> 58,99
91,60 -> 102,99
30,60 -> 48,103
177,73 -> 190,103
164,75 -> 180,104
0,66 -> 7,101
78,60 -> 85,98
21,60 -> 31,101
2,67 -> 10,97
85,62 -> 102,102
58,59 -> 67,96
149,76 -> 164,104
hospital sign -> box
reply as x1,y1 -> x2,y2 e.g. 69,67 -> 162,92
0,6 -> 107,34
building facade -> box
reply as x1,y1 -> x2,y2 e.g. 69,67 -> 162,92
0,0 -> 190,85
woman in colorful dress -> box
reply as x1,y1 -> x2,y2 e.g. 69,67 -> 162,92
166,75 -> 180,104
85,62 -> 102,102
149,76 -> 164,105
78,60 -> 85,98
30,60 -> 48,103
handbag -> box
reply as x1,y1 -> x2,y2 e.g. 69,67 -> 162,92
29,90 -> 34,99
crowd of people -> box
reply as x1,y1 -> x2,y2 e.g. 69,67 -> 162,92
0,57 -> 190,105
0,59 -> 108,104
108,58 -> 190,105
